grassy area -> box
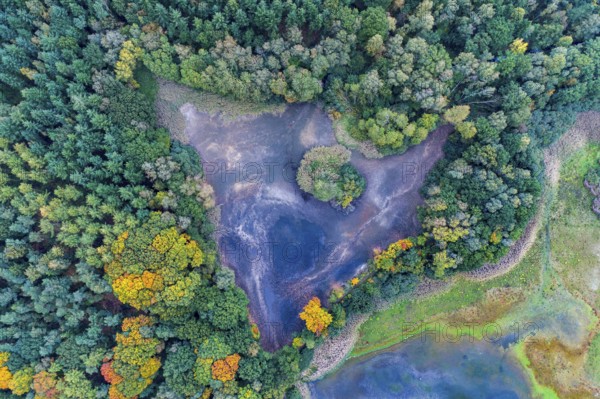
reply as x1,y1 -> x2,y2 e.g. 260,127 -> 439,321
512,143 -> 600,397
155,78 -> 286,143
551,143 -> 600,392
156,78 -> 284,119
350,143 -> 600,396
550,143 -> 600,311
351,236 -> 543,357
586,332 -> 600,385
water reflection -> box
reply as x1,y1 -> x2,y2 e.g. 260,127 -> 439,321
310,337 -> 531,399
182,103 -> 449,349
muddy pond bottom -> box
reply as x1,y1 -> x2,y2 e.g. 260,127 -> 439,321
182,103 -> 449,349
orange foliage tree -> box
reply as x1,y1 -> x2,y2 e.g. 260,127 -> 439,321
0,353 -> 12,390
102,316 -> 162,399
373,238 -> 415,272
211,354 -> 241,382
299,297 -> 332,335
32,370 -> 60,398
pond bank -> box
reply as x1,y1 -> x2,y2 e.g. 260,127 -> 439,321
156,80 -> 449,350
305,112 -> 600,392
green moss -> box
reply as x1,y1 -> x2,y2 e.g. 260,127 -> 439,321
512,341 -> 560,399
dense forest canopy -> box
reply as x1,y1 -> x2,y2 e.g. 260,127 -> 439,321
0,0 -> 598,398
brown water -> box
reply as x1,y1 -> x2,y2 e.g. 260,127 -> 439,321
182,103 -> 449,349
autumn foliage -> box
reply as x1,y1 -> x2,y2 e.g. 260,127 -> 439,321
32,371 -> 60,398
115,40 -> 142,85
0,353 -> 34,396
299,297 -> 332,335
101,362 -> 123,385
6,368 -> 33,396
104,213 -> 204,317
211,354 -> 241,382
374,238 -> 414,272
0,353 -> 11,390
103,316 -> 162,399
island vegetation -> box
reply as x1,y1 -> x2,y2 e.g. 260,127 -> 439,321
296,145 -> 366,209
0,0 -> 599,398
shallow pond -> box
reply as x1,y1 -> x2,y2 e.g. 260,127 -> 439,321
309,337 -> 532,399
182,103 -> 449,349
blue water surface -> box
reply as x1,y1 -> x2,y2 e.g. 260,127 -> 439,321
309,337 -> 531,399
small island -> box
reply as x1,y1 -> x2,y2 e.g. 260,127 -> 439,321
296,145 -> 366,211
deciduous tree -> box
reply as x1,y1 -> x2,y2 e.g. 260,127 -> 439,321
299,297 -> 332,335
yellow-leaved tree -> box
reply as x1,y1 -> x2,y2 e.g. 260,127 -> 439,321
299,297 -> 332,336
211,354 -> 241,382
104,212 -> 204,319
0,353 -> 11,390
0,352 -> 34,396
115,40 -> 143,86
509,38 -> 528,54
102,316 -> 162,399
373,238 -> 414,272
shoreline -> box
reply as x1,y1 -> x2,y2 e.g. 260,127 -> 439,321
158,83 -> 600,390
304,111 -> 600,385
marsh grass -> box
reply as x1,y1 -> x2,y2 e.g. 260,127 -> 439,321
586,333 -> 600,385
351,235 -> 543,357
154,77 -> 286,143
550,144 -> 600,311
352,144 -> 600,397
513,340 -> 561,399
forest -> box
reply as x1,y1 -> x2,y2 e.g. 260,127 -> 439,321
0,0 -> 599,398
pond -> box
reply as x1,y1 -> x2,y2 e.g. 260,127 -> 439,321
182,103 -> 449,349
309,337 -> 532,399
